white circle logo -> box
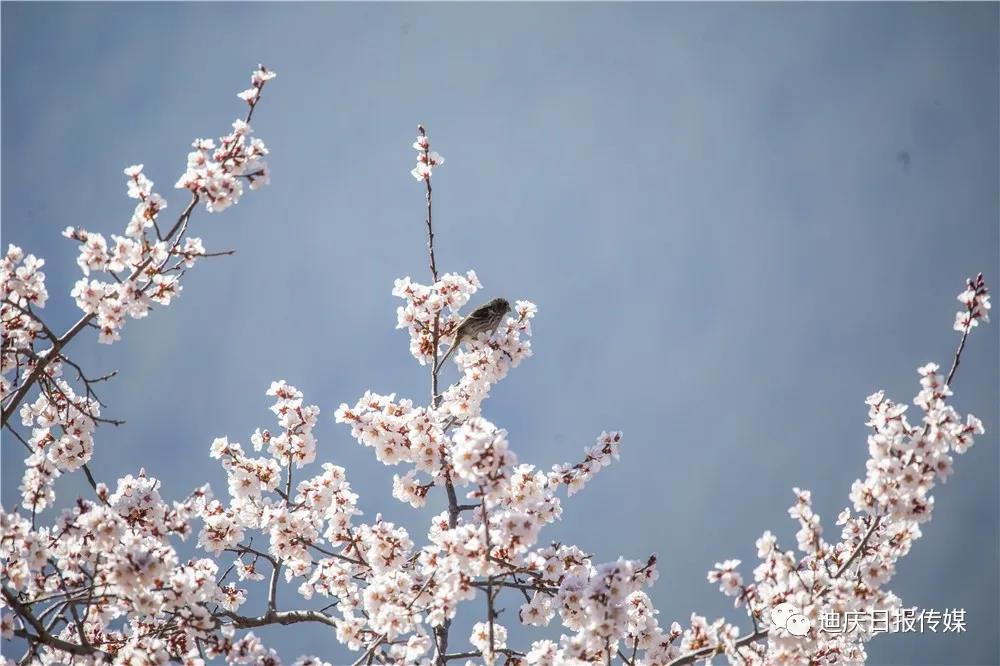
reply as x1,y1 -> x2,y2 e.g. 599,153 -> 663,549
786,613 -> 810,637
767,602 -> 811,636
769,602 -> 799,629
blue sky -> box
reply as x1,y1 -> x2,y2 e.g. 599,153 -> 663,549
2,3 -> 997,664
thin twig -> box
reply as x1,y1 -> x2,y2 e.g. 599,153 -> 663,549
418,123 -> 459,666
482,494 -> 496,662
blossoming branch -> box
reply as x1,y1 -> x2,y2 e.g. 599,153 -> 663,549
0,77 -> 991,666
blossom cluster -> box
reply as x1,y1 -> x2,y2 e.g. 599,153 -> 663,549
451,417 -> 518,498
1,105 -> 992,666
63,167 -> 188,345
438,299 -> 536,419
0,471 -> 233,664
326,252 -> 645,665
0,247 -> 47,311
954,272 -> 990,332
177,66 -> 274,210
393,270 -> 483,365
2,64 -> 277,546
60,66 -> 275,346
1,65 -> 286,665
411,126 -> 445,182
0,246 -> 48,401
200,382 -> 355,578
340,283 -> 543,512
685,279 -> 992,666
237,64 -> 277,108
335,391 -> 447,474
329,258 -> 655,663
17,378 -> 100,513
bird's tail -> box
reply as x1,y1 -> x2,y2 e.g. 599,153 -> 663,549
437,340 -> 458,369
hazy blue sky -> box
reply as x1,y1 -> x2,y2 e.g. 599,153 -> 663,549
2,3 -> 997,665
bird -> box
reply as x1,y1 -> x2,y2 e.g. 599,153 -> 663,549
437,297 -> 511,367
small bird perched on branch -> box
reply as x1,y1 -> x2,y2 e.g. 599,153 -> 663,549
437,297 -> 511,367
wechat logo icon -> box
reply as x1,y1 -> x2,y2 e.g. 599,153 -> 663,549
768,602 -> 811,637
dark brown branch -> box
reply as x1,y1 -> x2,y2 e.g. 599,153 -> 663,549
267,561 -> 281,614
417,123 -> 459,666
832,516 -> 881,579
307,542 -> 366,567
667,628 -> 768,666
2,297 -> 59,342
832,292 -> 979,584
946,316 -> 972,386
482,494 -> 496,659
472,579 -> 558,594
4,587 -> 110,660
221,608 -> 338,630
0,193 -> 200,428
4,422 -> 33,453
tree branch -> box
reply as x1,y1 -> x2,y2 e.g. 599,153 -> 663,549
666,628 -> 769,666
